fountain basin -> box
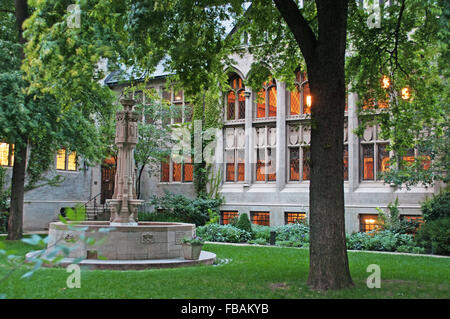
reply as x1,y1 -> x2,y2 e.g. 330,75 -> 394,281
46,221 -> 197,260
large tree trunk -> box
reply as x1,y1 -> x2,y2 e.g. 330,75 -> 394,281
274,0 -> 353,290
7,0 -> 29,240
7,142 -> 27,240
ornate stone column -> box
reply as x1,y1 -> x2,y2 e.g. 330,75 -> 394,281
107,98 -> 144,225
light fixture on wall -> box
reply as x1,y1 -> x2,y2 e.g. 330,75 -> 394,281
401,87 -> 411,100
381,75 -> 390,89
306,95 -> 312,108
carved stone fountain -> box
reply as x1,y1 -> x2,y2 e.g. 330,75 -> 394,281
26,98 -> 215,269
106,98 -> 144,225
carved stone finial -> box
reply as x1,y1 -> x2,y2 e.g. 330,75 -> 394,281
120,98 -> 136,111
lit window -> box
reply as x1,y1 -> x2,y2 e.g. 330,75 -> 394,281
56,149 -> 77,171
359,214 -> 381,233
226,74 -> 245,121
221,211 -> 239,225
251,212 -> 270,226
225,127 -> 245,182
254,126 -> 276,183
255,80 -> 276,118
160,156 -> 193,183
360,125 -> 389,181
285,212 -> 306,224
161,157 -> 170,182
0,143 -> 14,167
289,71 -> 311,115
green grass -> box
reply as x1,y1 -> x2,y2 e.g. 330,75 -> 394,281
0,238 -> 449,299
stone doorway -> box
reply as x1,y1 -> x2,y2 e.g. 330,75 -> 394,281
101,157 -> 116,204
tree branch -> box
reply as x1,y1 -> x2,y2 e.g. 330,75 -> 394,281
273,0 -> 317,65
0,9 -> 15,14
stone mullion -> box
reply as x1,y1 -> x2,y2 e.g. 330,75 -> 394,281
276,81 -> 286,190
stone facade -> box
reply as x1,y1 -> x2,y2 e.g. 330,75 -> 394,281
11,53 -> 442,233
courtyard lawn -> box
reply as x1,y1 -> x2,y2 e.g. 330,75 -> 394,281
0,239 -> 448,299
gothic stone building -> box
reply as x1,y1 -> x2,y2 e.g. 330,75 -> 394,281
8,51 -> 441,233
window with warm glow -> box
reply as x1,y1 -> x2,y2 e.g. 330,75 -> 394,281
0,143 -> 14,167
160,87 -> 187,124
160,155 -> 193,183
360,125 -> 389,181
287,124 -> 311,182
161,156 -> 170,182
401,215 -> 424,235
255,80 -> 276,118
251,211 -> 270,226
289,71 -> 311,115
224,127 -> 245,182
221,211 -> 239,225
56,149 -> 77,171
359,214 -> 381,233
226,74 -> 245,121
254,126 -> 276,183
183,156 -> 193,182
285,212 -> 306,224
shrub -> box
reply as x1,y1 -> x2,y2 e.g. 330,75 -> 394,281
252,225 -> 271,242
421,189 -> 450,222
377,199 -> 421,235
346,230 -> 415,252
274,222 -> 309,244
415,218 -> 450,255
196,224 -> 252,243
235,213 -> 253,234
147,191 -> 222,226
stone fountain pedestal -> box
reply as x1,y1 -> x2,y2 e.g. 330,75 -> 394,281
27,98 -> 215,269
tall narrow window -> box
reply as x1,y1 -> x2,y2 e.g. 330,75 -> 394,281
289,71 -> 311,115
255,80 -> 276,118
56,149 -> 77,171
268,86 -> 277,117
226,74 -> 245,121
287,124 -> 310,183
224,127 -> 245,182
256,89 -> 266,118
56,149 -> 66,170
254,126 -> 276,182
377,144 -> 390,176
360,125 -> 390,181
161,157 -> 170,182
183,156 -> 193,182
362,144 -> 374,180
0,143 -> 14,167
173,161 -> 182,182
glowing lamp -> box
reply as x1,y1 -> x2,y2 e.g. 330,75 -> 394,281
306,95 -> 312,108
401,87 -> 410,100
381,75 -> 390,89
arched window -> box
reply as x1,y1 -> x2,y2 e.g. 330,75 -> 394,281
226,74 -> 245,120
289,70 -> 311,115
256,80 -> 277,118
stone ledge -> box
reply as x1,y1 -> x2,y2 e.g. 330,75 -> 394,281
26,250 -> 216,270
